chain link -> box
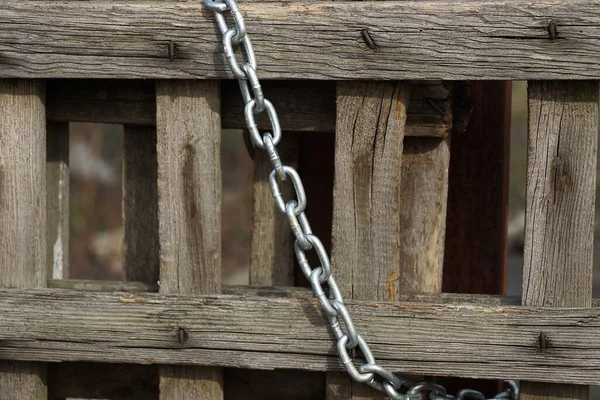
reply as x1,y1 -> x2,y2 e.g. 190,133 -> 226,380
204,1 -> 519,399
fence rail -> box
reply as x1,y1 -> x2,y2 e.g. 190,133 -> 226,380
1,1 -> 600,80
1,287 -> 600,385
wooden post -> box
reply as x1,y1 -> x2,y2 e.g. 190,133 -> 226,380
123,125 -> 159,284
156,80 -> 223,400
520,81 -> 598,400
327,81 -> 410,399
0,79 -> 47,399
46,121 -> 69,280
399,137 -> 450,294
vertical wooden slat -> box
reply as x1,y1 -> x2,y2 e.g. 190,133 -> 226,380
250,133 -> 298,286
327,81 -> 410,400
46,121 -> 69,280
0,79 -> 47,398
398,137 -> 450,294
156,80 -> 223,400
123,125 -> 159,284
521,81 -> 598,400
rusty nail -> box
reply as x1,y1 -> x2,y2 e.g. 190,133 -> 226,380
361,29 -> 377,49
538,332 -> 548,349
176,327 -> 188,344
547,21 -> 557,41
168,41 -> 177,61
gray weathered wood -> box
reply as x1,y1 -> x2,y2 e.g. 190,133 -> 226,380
521,82 -> 599,399
398,137 -> 449,294
1,288 -> 600,384
332,81 -> 410,300
46,79 -> 449,137
0,79 -> 47,399
250,133 -> 298,286
46,121 -> 69,280
48,278 -> 158,293
156,80 -> 223,400
49,363 -> 158,400
123,125 -> 159,284
4,1 -> 600,80
41,279 -> 525,304
45,278 -> 531,304
329,81 -> 410,399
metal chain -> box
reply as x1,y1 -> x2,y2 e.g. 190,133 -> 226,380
203,1 -> 519,399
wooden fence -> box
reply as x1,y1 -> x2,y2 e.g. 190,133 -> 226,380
0,1 -> 599,399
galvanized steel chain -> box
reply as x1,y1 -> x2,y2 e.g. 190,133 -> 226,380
203,1 -> 519,399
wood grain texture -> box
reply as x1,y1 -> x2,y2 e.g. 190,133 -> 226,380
250,133 -> 298,286
332,81 -> 410,301
1,288 -> 600,384
48,363 -> 158,400
46,79 -> 449,137
156,80 -> 223,399
123,125 -> 159,284
521,81 -> 599,400
0,79 -> 47,400
3,1 -> 600,80
329,81 -> 410,399
46,121 -> 69,280
398,137 -> 449,294
42,279 -> 532,305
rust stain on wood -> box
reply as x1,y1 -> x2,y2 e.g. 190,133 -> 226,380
387,271 -> 398,301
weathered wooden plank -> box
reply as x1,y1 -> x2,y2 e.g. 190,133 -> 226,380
46,80 -> 449,137
0,79 -> 47,398
123,125 -> 159,284
328,81 -> 410,399
521,81 -> 598,399
46,121 -> 69,280
43,279 -> 523,304
250,133 -> 298,286
332,81 -> 411,300
399,137 -> 449,294
4,1 -> 600,80
156,80 -> 223,400
48,278 -> 158,292
45,278 -> 525,304
49,363 -> 158,400
2,289 -> 600,384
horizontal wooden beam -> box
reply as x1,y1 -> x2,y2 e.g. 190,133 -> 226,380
46,80 -> 450,137
1,288 -> 600,384
3,1 -> 600,80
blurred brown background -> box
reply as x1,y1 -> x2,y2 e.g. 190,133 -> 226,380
68,82 -> 600,295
